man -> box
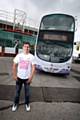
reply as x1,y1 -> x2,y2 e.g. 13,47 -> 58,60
12,42 -> 35,112
14,39 -> 19,54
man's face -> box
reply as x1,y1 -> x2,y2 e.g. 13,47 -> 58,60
23,44 -> 30,53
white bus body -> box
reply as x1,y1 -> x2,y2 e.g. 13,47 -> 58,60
35,13 -> 75,74
73,42 -> 80,61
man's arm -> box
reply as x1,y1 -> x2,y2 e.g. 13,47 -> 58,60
12,63 -> 18,80
27,64 -> 35,83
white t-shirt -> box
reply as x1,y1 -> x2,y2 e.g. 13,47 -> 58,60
13,53 -> 35,79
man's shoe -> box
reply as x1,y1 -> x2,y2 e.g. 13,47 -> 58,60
25,104 -> 30,112
12,104 -> 18,112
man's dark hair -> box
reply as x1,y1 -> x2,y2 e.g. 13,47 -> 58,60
23,42 -> 30,46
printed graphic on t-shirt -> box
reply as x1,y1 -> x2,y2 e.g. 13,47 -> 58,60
19,60 -> 30,69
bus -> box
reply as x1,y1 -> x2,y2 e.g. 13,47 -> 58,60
35,13 -> 75,74
73,41 -> 80,62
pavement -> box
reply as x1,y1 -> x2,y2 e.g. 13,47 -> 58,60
0,100 -> 80,120
0,57 -> 80,120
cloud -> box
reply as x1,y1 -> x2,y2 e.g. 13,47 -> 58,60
24,0 -> 80,27
0,0 -> 80,28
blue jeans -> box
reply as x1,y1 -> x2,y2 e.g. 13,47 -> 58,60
14,77 -> 30,105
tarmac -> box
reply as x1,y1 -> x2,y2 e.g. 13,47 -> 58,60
0,57 -> 80,120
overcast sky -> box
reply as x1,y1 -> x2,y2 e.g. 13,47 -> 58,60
0,0 -> 80,28
0,0 -> 80,41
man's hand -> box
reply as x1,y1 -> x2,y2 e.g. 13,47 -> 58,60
27,76 -> 32,84
27,64 -> 35,84
13,75 -> 17,81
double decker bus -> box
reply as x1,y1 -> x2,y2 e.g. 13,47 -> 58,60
73,41 -> 80,62
35,13 -> 75,74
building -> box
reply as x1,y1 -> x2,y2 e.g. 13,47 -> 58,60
0,10 -> 38,56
